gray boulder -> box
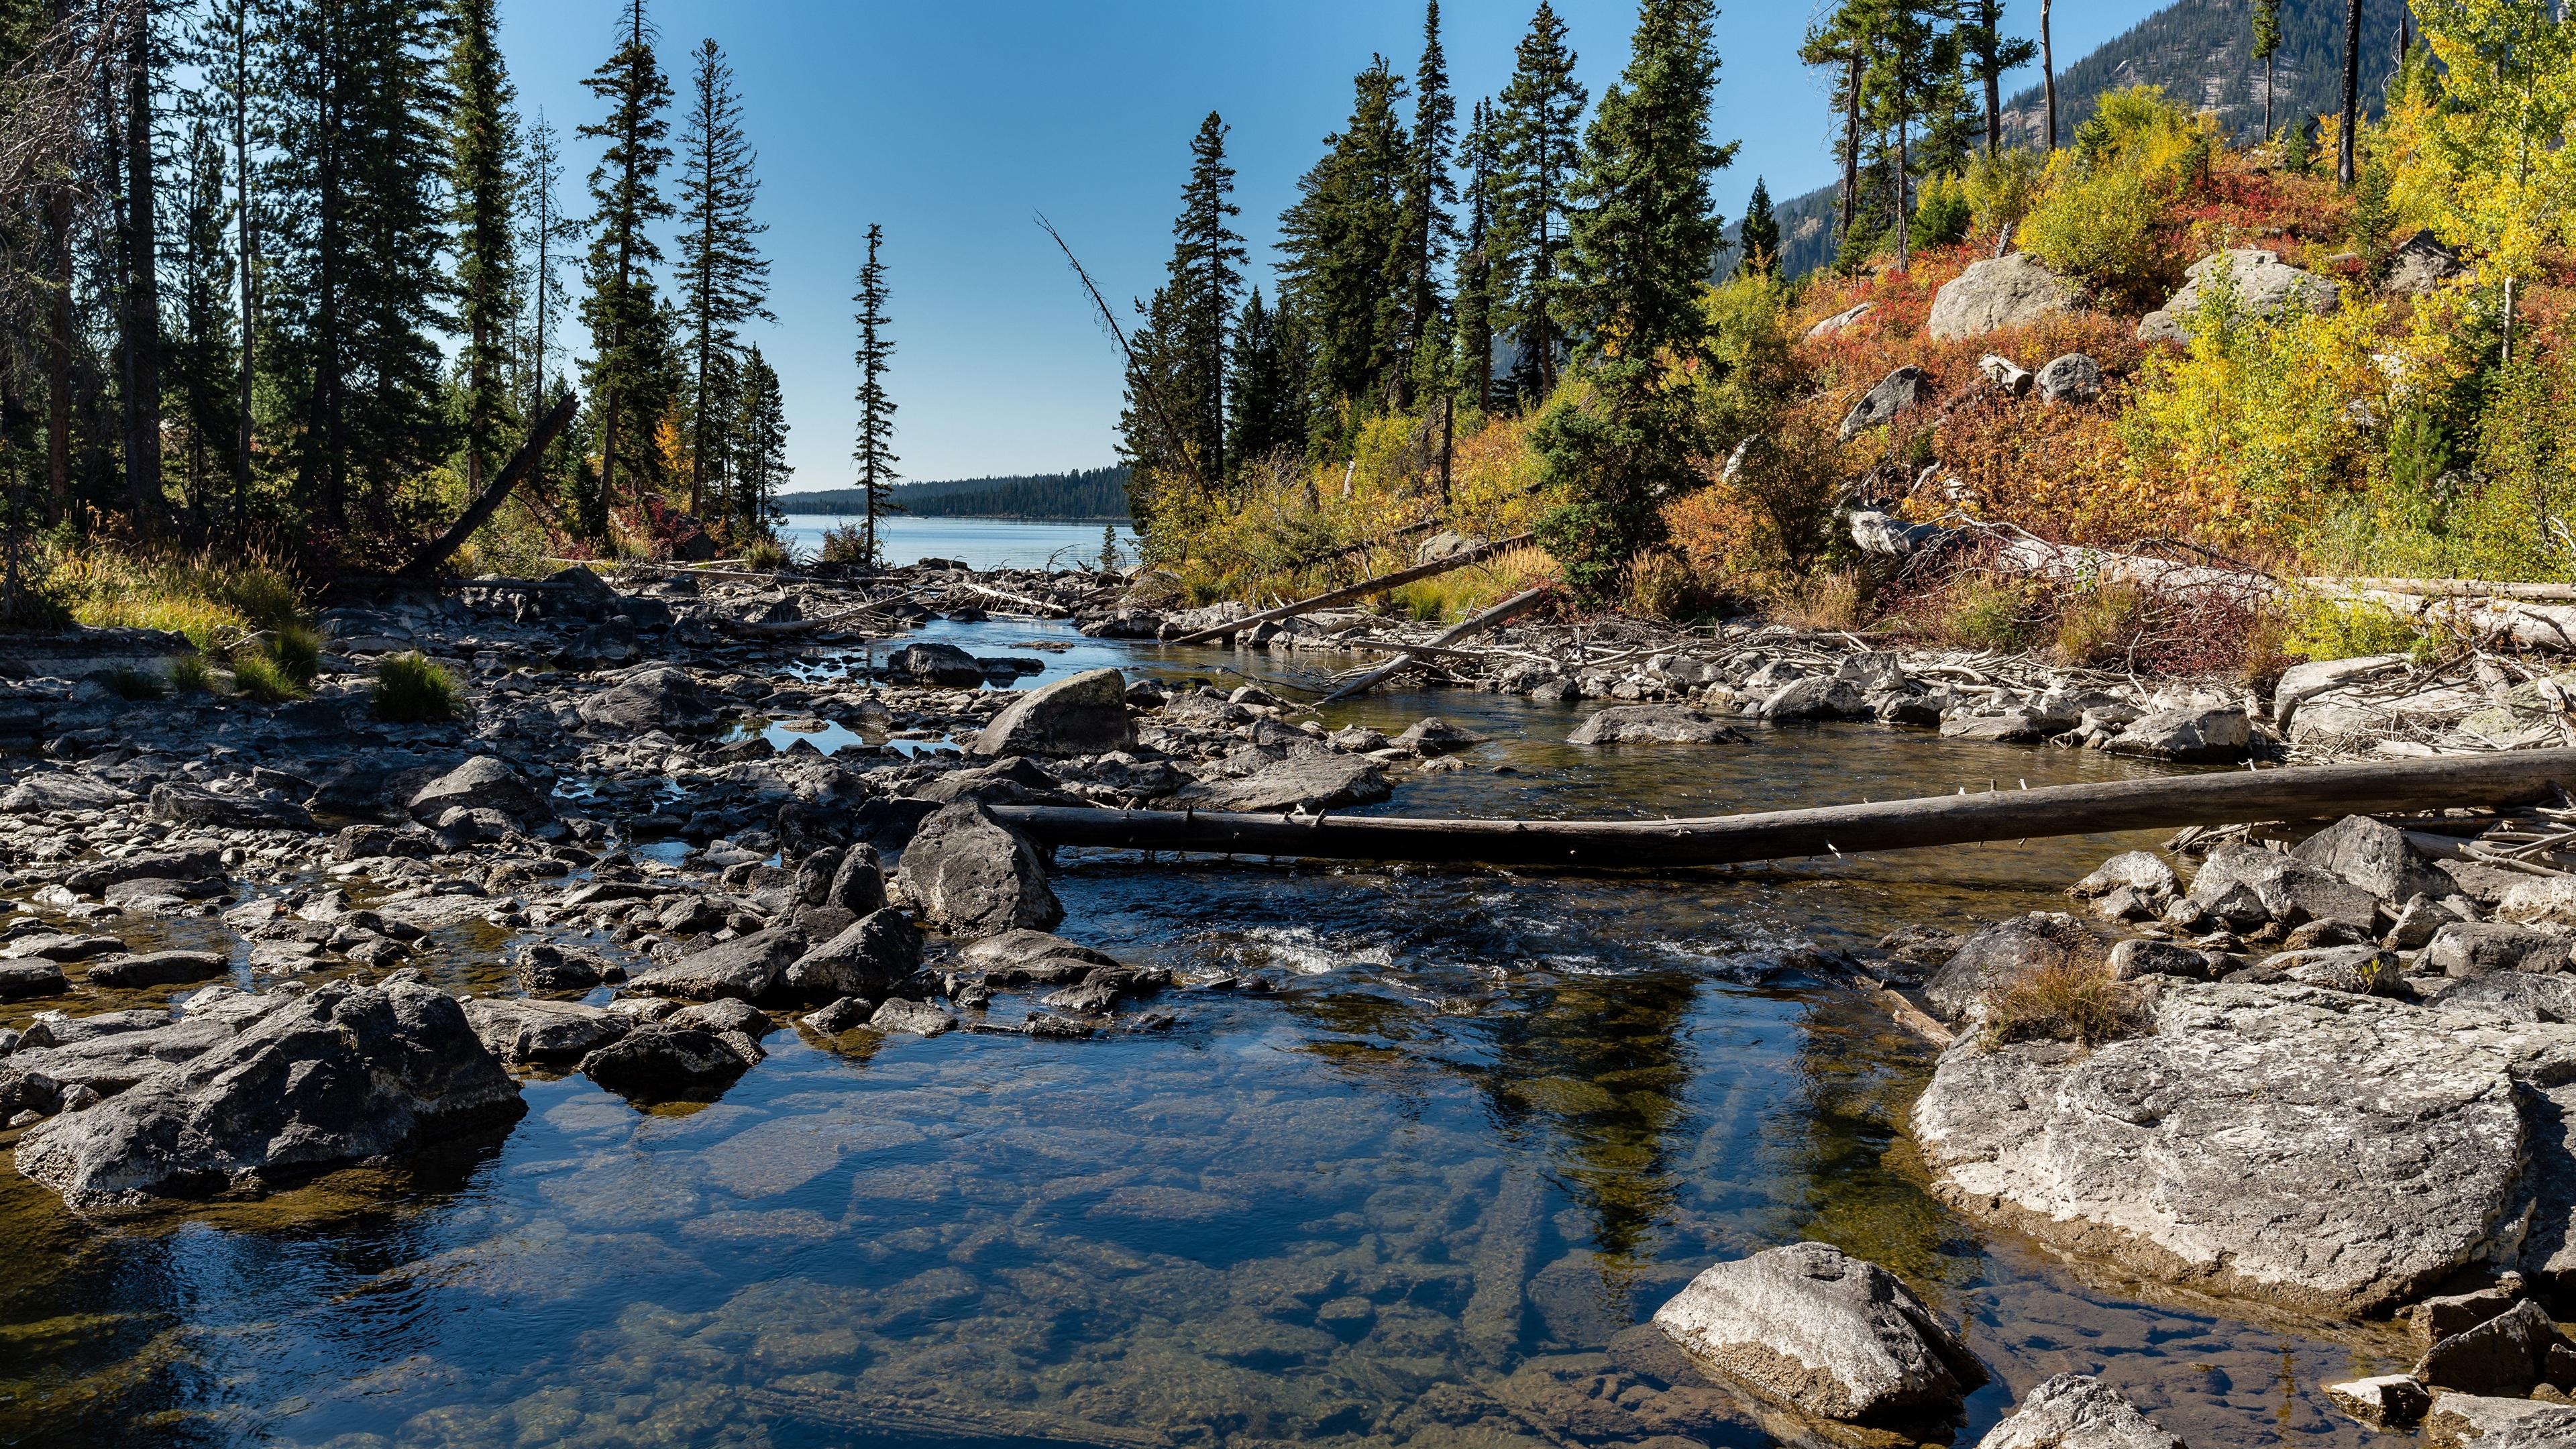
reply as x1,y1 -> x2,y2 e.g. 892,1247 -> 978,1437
2428,971 -> 2576,1022
577,1023 -> 759,1102
15,979 -> 522,1205
2416,1299 -> 2574,1396
2036,352 -> 2105,404
2108,938 -> 2216,981
626,925 -> 808,1002
2274,943 -> 2402,995
826,844 -> 888,916
578,667 -> 717,733
886,642 -> 985,687
1762,676 -> 1869,721
1567,705 -> 1747,745
1922,912 -> 2100,1023
2384,229 -> 2467,296
1395,717 -> 1486,755
1414,531 -> 1487,566
407,755 -> 549,824
956,929 -> 1122,972
1939,710 -> 2053,744
1927,253 -> 2086,340
2105,707 -> 2249,763
1973,1375 -> 2184,1449
0,773 -> 135,814
2141,248 -> 2342,342
1159,692 -> 1254,728
1650,1241 -> 1986,1422
462,997 -> 631,1066
2324,1375 -> 2431,1430
2188,842 -> 2380,928
869,998 -> 958,1036
971,668 -> 1134,758
1169,755 -> 1392,813
1913,981 -> 2540,1317
148,782 -> 315,833
1839,366 -> 1933,442
2070,851 -> 2178,902
2295,814 -> 2453,906
85,951 -> 227,989
781,908 -> 923,1000
64,845 -> 223,897
896,800 -> 1063,938
0,1014 -> 244,1117
0,963 -> 67,1000
2424,1395 -> 2576,1449
2426,923 -> 2573,977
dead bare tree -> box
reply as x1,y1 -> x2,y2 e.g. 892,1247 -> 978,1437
1035,211 -> 1210,525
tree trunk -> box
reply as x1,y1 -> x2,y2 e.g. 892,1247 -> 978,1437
2339,0 -> 2361,186
1984,66 -> 2000,155
123,0 -> 160,521
1840,51 -> 1862,235
2264,54 -> 2274,139
232,38 -> 253,542
1896,120 -> 1911,272
45,189 -> 70,511
1165,532 -> 1538,645
2041,0 -> 2057,150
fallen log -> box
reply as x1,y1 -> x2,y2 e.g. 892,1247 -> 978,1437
2308,576 -> 2576,602
398,393 -> 580,580
994,749 -> 2576,869
951,580 -> 1072,617
1316,587 -> 1553,704
712,600 -> 910,637
1165,533 -> 1536,646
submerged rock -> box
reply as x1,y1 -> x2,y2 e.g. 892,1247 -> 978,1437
15,979 -> 523,1206
1650,1240 -> 1986,1424
1974,1374 -> 2184,1449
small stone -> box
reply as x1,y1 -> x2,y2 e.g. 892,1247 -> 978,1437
2324,1375 -> 2432,1428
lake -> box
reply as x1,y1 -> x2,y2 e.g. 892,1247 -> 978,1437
776,515 -> 1136,572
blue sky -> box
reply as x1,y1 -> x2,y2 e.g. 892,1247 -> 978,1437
496,0 -> 2169,488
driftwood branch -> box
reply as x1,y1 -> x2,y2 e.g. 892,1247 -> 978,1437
1317,587 -> 1554,704
1167,533 -> 1536,646
399,393 -> 580,580
994,749 -> 2576,869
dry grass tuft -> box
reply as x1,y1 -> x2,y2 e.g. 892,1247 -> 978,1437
1981,959 -> 2149,1050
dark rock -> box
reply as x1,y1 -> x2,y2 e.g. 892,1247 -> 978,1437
7,934 -> 125,961
1922,912 -> 2101,1022
1761,676 -> 1868,720
956,929 -> 1121,971
2418,1299 -> 2573,1396
148,782 -> 315,833
1839,365 -> 1931,442
407,755 -> 549,824
2035,353 -> 2105,404
19,1010 -> 170,1049
462,997 -> 631,1066
2106,707 -> 2251,763
782,909 -> 923,1000
1650,1240 -> 1986,1422
668,998 -> 772,1038
15,979 -> 523,1205
515,943 -> 608,994
1395,718 -> 1486,755
2108,938 -> 2214,981
0,963 -> 68,1000
869,998 -> 957,1036
578,667 -> 718,733
851,796 -> 943,848
2324,1375 -> 2432,1430
2188,842 -> 2381,928
971,668 -> 1134,757
85,951 -> 227,989
2427,923 -> 2573,977
896,800 -> 1061,939
886,643 -> 985,688
1168,755 -> 1392,813
0,773 -> 135,813
1567,704 -> 1748,745
2412,1285 -> 2524,1350
2294,814 -> 2454,906
627,925 -> 808,1002
65,845 -> 223,897
802,997 -> 870,1034
577,1023 -> 758,1102
826,843 -> 888,914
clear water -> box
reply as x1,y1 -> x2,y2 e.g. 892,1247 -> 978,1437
0,619 -> 2414,1448
775,515 -> 1136,572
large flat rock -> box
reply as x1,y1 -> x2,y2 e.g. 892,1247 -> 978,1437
1913,981 -> 2559,1317
1169,755 -> 1392,813
1652,1241 -> 1986,1424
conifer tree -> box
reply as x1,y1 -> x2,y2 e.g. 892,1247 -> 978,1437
447,0 -> 519,497
1858,0 -> 1967,273
1279,62 -> 1407,429
1738,176 -> 1779,273
516,111 -> 582,417
1955,0 -> 2033,155
1225,288 -> 1301,469
116,0 -> 160,518
675,37 -> 769,518
171,117 -> 238,523
187,0 -> 261,532
851,223 -> 898,565
733,343 -> 789,535
1802,5 -> 1872,262
1172,113 -> 1244,484
1387,0 -> 1456,411
1495,2 -> 1587,402
579,0 -> 677,523
2251,0 -> 2282,139
1536,0 -> 1732,598
1454,96 -> 1504,409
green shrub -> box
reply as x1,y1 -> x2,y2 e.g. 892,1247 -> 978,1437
1909,173 -> 1972,251
741,535 -> 790,571
2286,598 -> 2434,663
2022,159 -> 2177,311
372,651 -> 462,722
229,651 -> 309,703
265,624 -> 323,687
1965,146 -> 2046,242
167,654 -> 215,694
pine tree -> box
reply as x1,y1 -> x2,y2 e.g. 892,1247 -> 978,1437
516,111 -> 582,415
1171,113 -> 1244,484
1803,5 -> 1872,252
578,0 -> 677,524
733,343 -> 790,533
2251,0 -> 2282,139
1536,0 -> 1733,598
1856,0 -> 1967,273
1737,176 -> 1779,273
675,37 -> 769,519
447,0 -> 519,497
1955,0 -> 2034,155
1454,96 -> 1504,408
191,0 -> 260,535
1279,62 -> 1407,430
1494,2 -> 1587,402
170,117 -> 239,523
1225,288 -> 1301,469
851,223 -> 898,566
1387,0 -> 1457,411
115,0 -> 161,519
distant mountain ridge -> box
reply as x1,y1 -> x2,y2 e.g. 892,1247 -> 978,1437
777,466 -> 1130,521
1729,0 -> 2413,280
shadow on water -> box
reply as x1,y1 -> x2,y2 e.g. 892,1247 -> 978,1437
0,619 -> 2417,1448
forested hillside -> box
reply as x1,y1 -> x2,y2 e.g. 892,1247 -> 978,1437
777,467 -> 1130,521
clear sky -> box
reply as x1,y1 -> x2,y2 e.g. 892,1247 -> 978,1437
494,0 -> 2168,489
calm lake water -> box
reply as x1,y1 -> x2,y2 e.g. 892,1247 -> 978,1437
777,515 -> 1135,572
0,618 -> 2414,1449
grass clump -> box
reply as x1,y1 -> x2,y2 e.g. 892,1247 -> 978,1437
1981,959 -> 2149,1050
166,654 -> 215,694
372,651 -> 462,722
46,545 -> 306,652
741,535 -> 792,572
229,651 -> 309,703
262,624 -> 323,688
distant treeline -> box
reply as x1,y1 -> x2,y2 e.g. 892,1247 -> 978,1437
776,466 -> 1131,521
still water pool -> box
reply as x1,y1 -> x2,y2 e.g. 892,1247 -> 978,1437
0,621 -> 2409,1448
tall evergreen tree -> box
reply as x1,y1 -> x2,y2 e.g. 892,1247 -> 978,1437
170,116 -> 239,524
2252,0 -> 2281,138
1536,0 -> 1733,598
447,0 -> 518,497
516,111 -> 580,413
1858,0 -> 1966,272
116,0 -> 160,519
1454,95 -> 1504,408
1278,62 -> 1407,430
1955,0 -> 2033,155
1171,113 -> 1243,484
1494,2 -> 1587,402
578,0 -> 676,523
851,223 -> 896,564
1803,5 -> 1873,265
191,0 -> 261,533
2338,0 -> 2361,184
733,343 -> 788,535
1224,288 -> 1301,470
674,37 -> 769,517
1737,175 -> 1779,272
1387,0 -> 1456,410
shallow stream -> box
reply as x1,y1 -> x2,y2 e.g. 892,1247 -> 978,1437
0,621 -> 2412,1448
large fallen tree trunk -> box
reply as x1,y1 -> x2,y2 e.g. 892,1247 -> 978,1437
397,393 -> 580,580
1316,587 -> 1553,704
1165,532 -> 1536,646
993,749 -> 2576,869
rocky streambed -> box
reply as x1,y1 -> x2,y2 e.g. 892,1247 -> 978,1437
1,559 -> 2571,1448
